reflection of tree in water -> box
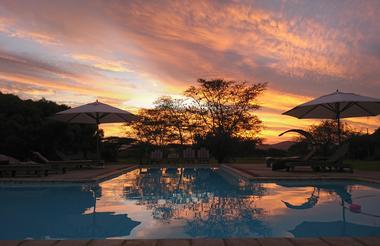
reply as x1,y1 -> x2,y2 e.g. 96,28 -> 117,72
126,168 -> 271,237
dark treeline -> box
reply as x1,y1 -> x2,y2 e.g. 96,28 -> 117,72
0,92 -> 98,161
2,80 -> 378,163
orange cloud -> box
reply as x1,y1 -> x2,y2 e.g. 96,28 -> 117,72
1,1 -> 380,143
71,54 -> 132,73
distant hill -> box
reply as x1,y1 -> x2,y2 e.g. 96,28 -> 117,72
257,141 -> 296,150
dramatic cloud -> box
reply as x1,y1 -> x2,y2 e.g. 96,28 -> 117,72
0,0 -> 379,142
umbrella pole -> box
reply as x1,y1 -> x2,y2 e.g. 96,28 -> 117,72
337,116 -> 341,145
96,114 -> 100,163
336,102 -> 341,145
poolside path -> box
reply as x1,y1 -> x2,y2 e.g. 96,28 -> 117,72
2,237 -> 380,246
226,163 -> 380,183
0,164 -> 137,183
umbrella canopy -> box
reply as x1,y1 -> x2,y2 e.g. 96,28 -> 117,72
283,90 -> 380,119
283,90 -> 380,143
54,100 -> 138,124
53,100 -> 138,161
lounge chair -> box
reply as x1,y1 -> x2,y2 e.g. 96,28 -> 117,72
183,148 -> 196,163
149,150 -> 163,164
0,154 -> 49,177
167,152 -> 180,164
267,129 -> 318,169
285,142 -> 351,172
32,151 -> 102,173
197,148 -> 210,164
271,147 -> 318,171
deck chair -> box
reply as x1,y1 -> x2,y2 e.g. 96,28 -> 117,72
267,129 -> 317,168
0,154 -> 49,177
183,148 -> 196,163
149,150 -> 163,164
197,148 -> 210,164
32,151 -> 102,173
285,142 -> 351,172
271,147 -> 318,170
167,152 -> 180,164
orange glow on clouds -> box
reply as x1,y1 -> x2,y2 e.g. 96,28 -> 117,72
0,1 -> 379,143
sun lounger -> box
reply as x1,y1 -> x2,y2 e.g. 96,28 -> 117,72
197,148 -> 210,164
167,152 -> 180,164
149,150 -> 163,164
32,152 -> 103,173
271,147 -> 318,170
0,163 -> 49,177
285,142 -> 351,172
267,129 -> 318,169
182,148 -> 196,163
0,154 -> 49,177
55,150 -> 99,161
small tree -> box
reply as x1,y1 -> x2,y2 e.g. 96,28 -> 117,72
307,120 -> 357,155
153,96 -> 191,145
185,79 -> 267,162
131,108 -> 176,146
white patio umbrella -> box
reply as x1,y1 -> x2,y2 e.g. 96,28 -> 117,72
283,90 -> 380,143
53,100 -> 138,161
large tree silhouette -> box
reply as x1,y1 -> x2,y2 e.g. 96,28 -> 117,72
185,79 -> 267,162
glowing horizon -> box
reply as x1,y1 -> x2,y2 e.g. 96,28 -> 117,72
0,1 -> 379,144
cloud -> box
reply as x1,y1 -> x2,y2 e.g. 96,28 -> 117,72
71,54 -> 132,73
0,0 -> 380,141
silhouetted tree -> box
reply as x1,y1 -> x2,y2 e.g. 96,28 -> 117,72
306,120 -> 358,155
185,79 -> 267,162
153,96 -> 191,145
349,127 -> 380,160
131,108 -> 176,146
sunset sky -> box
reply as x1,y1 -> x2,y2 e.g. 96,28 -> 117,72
0,0 -> 379,143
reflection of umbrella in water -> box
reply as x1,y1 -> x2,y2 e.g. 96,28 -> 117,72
290,220 -> 380,237
67,212 -> 140,239
0,185 -> 140,239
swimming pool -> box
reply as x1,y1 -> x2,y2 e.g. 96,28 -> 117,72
1,167 -> 380,239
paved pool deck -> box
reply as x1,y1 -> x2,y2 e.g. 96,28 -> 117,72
226,163 -> 380,184
2,237 -> 380,246
0,164 -> 138,183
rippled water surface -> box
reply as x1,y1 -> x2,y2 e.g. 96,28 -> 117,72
1,167 -> 380,239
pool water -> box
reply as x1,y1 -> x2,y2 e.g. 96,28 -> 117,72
1,167 -> 380,239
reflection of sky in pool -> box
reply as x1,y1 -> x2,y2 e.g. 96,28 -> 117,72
1,167 -> 380,239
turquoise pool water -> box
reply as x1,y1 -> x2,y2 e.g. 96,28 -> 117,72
1,167 -> 380,239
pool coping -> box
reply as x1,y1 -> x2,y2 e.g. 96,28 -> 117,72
1,237 -> 380,246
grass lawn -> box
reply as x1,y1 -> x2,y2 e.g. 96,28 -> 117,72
345,160 -> 380,171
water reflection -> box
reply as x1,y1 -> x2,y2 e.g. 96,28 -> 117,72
124,168 -> 271,237
278,182 -> 352,210
0,185 -> 140,240
274,181 -> 380,237
1,168 -> 380,239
